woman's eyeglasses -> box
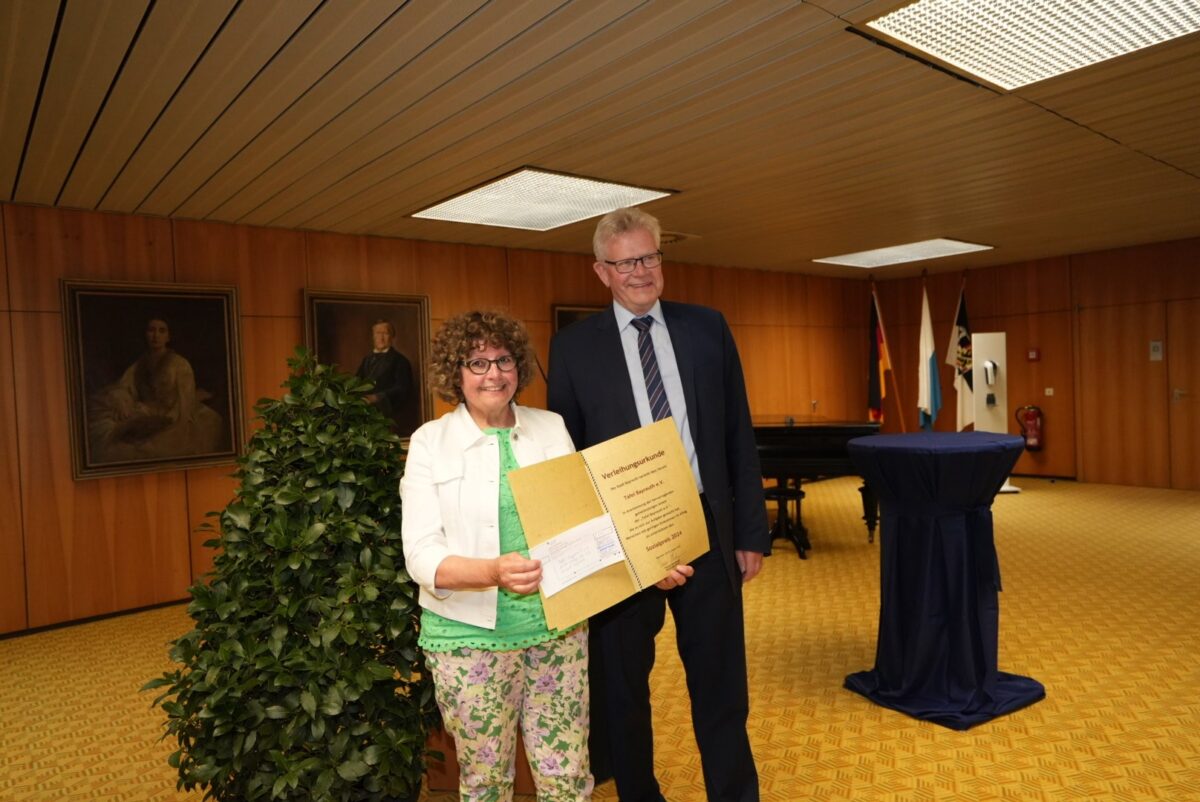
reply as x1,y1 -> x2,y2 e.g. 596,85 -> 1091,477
463,355 -> 517,374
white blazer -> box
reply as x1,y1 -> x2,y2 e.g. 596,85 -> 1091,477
400,403 -> 575,629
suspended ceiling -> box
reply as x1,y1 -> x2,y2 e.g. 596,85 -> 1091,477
2,0 -> 1198,279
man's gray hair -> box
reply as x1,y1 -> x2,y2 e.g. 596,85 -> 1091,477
592,207 -> 662,261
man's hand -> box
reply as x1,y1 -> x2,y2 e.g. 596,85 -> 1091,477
655,563 -> 695,591
495,552 -> 542,595
736,550 -> 764,583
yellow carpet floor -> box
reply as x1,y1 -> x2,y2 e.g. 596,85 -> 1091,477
2,477 -> 1198,801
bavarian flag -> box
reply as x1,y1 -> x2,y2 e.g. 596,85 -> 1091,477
917,286 -> 942,430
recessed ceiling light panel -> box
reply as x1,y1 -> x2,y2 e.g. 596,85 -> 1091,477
813,238 -> 992,268
867,0 -> 1200,90
412,168 -> 673,231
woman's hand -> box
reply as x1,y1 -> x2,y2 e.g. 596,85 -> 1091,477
495,552 -> 542,595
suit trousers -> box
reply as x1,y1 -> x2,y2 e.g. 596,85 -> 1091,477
592,498 -> 758,802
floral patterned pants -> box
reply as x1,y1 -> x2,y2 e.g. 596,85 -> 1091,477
424,627 -> 593,801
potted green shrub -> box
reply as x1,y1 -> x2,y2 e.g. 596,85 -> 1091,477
145,349 -> 437,801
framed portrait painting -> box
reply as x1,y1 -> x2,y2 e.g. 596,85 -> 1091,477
61,280 -> 244,480
552,304 -> 606,332
303,290 -> 432,441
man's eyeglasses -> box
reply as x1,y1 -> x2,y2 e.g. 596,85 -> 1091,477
463,355 -> 517,374
604,250 -> 663,274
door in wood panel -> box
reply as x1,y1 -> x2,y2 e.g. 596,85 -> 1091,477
1077,304 -> 1170,487
1167,299 -> 1200,490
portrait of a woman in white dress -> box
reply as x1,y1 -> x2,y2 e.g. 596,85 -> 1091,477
86,316 -> 225,464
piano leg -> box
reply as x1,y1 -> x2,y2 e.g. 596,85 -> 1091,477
793,482 -> 810,557
858,482 -> 878,543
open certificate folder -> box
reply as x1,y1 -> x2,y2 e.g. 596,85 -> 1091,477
508,418 -> 709,630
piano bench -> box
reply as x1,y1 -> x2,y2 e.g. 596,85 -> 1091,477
764,482 -> 810,558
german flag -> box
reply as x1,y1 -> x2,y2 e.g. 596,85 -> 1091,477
868,290 -> 893,422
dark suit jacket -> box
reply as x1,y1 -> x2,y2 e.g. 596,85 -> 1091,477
547,301 -> 770,586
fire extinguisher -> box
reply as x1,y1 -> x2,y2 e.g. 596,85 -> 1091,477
1015,405 -> 1044,451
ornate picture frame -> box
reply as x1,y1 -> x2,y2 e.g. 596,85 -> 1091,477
61,280 -> 244,480
303,289 -> 432,442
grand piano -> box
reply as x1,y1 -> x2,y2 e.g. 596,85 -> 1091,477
754,417 -> 880,558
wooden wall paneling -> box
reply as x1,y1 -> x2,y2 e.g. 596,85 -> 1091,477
805,325 -> 866,423
14,311 -> 191,627
505,248 -> 605,326
186,465 -> 240,583
991,256 -> 1072,315
1167,298 -> 1200,490
923,271 -> 965,329
784,324 -> 814,421
976,311 -> 1076,477
239,316 -> 303,430
173,220 -> 307,317
1076,303 -> 1170,487
731,324 -> 791,419
3,205 -> 174,312
873,277 -> 920,329
429,317 -> 455,420
783,273 -> 810,328
522,319 -> 551,412
710,266 -> 789,326
1160,239 -> 1200,301
663,261 -> 717,310
305,232 -> 421,295
414,241 -> 508,320
839,279 -> 870,329
0,311 -> 27,633
0,205 -> 8,310
796,274 -> 850,327
962,264 -> 1001,319
1071,237 -> 1200,308
840,325 -> 870,423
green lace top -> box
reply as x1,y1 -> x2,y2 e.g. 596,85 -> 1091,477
418,428 -> 566,653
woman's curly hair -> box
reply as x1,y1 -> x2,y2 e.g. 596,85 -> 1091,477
429,310 -> 535,404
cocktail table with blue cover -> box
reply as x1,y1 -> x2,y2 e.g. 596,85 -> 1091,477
844,431 -> 1044,729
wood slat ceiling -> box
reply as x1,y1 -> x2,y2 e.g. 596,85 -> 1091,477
2,0 -> 1198,279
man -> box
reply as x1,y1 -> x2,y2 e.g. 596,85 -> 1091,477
547,207 -> 769,802
356,319 -> 414,429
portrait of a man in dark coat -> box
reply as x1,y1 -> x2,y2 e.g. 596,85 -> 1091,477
356,319 -> 415,431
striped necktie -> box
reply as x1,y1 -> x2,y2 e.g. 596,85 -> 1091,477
631,316 -> 672,421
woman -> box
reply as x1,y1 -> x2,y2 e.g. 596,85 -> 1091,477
87,316 -> 224,464
400,310 -> 592,802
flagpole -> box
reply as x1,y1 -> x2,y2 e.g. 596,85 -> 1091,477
912,268 -> 940,432
872,281 -> 907,433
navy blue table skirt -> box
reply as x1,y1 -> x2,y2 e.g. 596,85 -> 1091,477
845,432 -> 1044,729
